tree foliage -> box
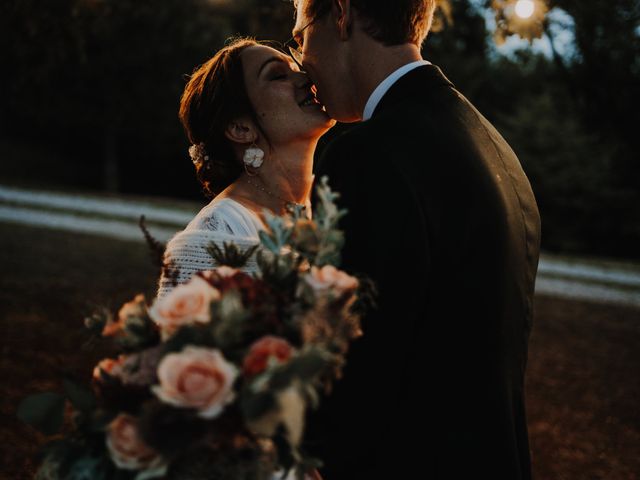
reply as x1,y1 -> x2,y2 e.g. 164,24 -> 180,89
1,0 -> 638,258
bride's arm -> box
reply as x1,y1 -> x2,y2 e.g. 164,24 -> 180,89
154,230 -> 260,300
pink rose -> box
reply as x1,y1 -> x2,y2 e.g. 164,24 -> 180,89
148,275 -> 220,340
151,346 -> 238,419
106,413 -> 165,472
215,266 -> 239,277
242,336 -> 295,378
303,265 -> 359,298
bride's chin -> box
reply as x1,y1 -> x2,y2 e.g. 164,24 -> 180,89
300,120 -> 334,139
299,109 -> 333,126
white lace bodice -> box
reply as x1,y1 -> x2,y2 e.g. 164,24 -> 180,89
154,198 -> 266,300
185,197 -> 265,237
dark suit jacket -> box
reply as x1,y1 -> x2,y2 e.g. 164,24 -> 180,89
302,64 -> 541,479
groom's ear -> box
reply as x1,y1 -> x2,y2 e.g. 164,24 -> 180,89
224,119 -> 257,145
333,0 -> 352,40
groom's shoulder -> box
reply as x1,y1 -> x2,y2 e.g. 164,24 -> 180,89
319,115 -> 397,160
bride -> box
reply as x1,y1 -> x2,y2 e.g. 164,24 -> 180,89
153,38 -> 331,480
155,37 -> 334,300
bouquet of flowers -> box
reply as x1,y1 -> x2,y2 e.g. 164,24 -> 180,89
17,177 -> 375,480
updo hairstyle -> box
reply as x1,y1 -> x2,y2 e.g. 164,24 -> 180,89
178,37 -> 272,199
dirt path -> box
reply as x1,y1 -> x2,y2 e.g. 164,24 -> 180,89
2,182 -> 639,307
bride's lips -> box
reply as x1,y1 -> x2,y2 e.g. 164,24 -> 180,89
297,92 -> 325,111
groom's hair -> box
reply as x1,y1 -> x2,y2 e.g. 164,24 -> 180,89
301,0 -> 437,46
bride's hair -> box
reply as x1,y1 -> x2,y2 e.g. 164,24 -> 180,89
179,37 -> 271,199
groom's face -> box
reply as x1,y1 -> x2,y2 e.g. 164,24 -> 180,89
292,0 -> 360,122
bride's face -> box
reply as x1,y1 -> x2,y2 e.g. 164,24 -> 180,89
240,45 -> 335,145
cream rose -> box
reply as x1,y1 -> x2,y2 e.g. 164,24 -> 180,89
106,413 -> 165,472
151,346 -> 238,419
148,275 -> 220,340
303,265 -> 359,297
215,266 -> 239,277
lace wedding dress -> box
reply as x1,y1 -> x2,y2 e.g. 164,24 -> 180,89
155,197 -> 265,300
154,197 -> 318,480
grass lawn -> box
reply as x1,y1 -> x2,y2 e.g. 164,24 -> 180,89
1,222 -> 638,479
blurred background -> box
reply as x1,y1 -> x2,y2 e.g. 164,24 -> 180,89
1,0 -> 639,257
1,0 -> 638,478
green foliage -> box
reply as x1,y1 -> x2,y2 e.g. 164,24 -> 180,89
206,241 -> 260,268
257,176 -> 348,274
272,425 -> 298,478
311,176 -> 348,266
63,377 -> 97,413
257,249 -> 301,287
83,307 -> 111,338
267,346 -> 336,392
428,0 -> 640,258
210,289 -> 252,349
116,314 -> 161,352
240,390 -> 278,422
161,323 -> 218,355
496,86 -> 640,256
65,455 -> 110,480
259,214 -> 295,256
17,392 -> 66,435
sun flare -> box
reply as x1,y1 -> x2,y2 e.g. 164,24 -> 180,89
514,0 -> 535,19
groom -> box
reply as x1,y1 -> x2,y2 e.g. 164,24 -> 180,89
290,0 -> 541,479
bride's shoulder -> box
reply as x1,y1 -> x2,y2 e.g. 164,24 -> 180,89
183,197 -> 263,237
184,198 -> 236,233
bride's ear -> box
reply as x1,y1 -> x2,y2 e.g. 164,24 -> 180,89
224,119 -> 257,145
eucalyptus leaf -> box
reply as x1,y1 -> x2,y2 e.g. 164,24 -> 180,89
63,377 -> 96,413
66,455 -> 108,480
17,392 -> 66,435
259,230 -> 279,254
206,241 -> 259,268
272,424 -> 299,472
135,462 -> 168,480
241,390 -> 277,421
162,323 -> 216,354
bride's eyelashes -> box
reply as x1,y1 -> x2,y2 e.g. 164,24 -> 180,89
269,67 -> 293,81
268,63 -> 299,82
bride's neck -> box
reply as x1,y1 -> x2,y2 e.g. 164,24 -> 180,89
227,140 -> 317,215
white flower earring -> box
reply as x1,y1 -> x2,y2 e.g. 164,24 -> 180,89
188,142 -> 208,167
243,142 -> 264,176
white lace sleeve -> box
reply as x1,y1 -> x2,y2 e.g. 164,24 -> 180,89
198,211 -> 235,234
153,198 -> 264,302
154,229 -> 262,302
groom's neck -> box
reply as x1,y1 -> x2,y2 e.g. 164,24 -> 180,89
350,41 -> 424,118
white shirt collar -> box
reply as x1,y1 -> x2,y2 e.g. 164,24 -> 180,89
362,59 -> 432,121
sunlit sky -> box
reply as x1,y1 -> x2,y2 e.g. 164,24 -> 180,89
468,0 -> 577,61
